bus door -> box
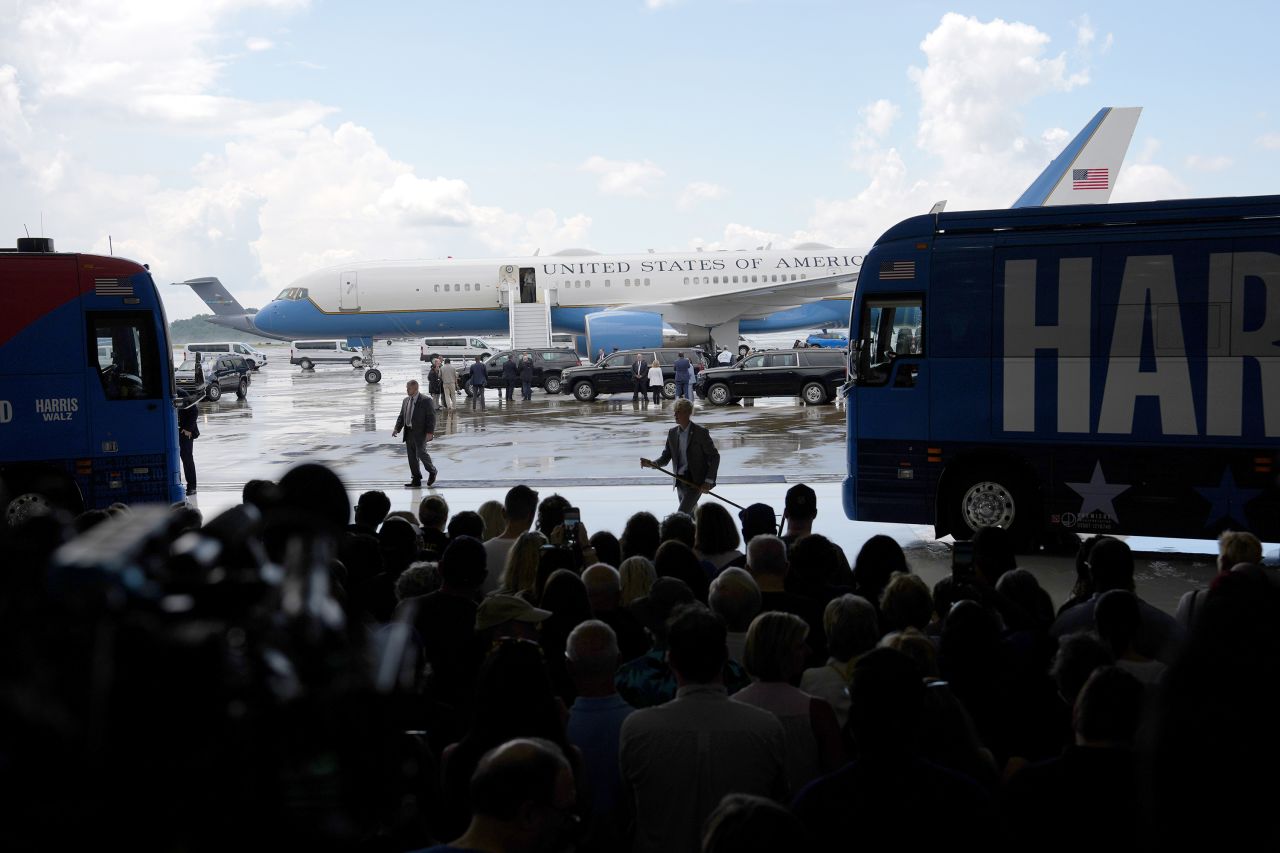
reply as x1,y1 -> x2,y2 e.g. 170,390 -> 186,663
86,310 -> 169,464
852,296 -> 927,439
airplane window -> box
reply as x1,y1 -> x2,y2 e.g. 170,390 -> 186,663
605,280 -> 611,287
713,277 -> 719,284
683,277 -> 689,285
733,276 -> 739,283
586,281 -> 591,288
771,275 -> 777,282
434,285 -> 439,292
802,274 -> 807,280
644,279 -> 650,286
624,280 -> 630,287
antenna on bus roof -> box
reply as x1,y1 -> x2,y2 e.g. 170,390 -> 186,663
109,235 -> 113,255
24,224 -> 30,238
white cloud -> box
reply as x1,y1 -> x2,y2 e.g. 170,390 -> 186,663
861,99 -> 901,138
1184,154 -> 1232,172
690,223 -> 784,252
678,181 -> 725,209
645,0 -> 680,8
245,36 -> 275,52
581,155 -> 665,196
0,1 -> 591,317
1112,163 -> 1188,202
1074,14 -> 1096,49
1257,133 -> 1280,150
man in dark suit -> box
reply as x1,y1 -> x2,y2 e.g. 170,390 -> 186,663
631,352 -> 649,402
641,398 -> 720,514
176,388 -> 201,496
392,379 -> 438,488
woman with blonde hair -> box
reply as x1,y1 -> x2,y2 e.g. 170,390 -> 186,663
619,555 -> 657,606
734,611 -> 845,792
647,357 -> 664,404
493,530 -> 546,600
476,499 -> 505,541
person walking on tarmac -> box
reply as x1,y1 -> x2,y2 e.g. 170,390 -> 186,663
641,398 -> 720,515
467,354 -> 488,406
440,358 -> 459,410
632,352 -> 649,402
647,357 -> 664,404
176,388 -> 201,496
428,357 -> 444,408
392,379 -> 438,488
502,355 -> 519,400
519,352 -> 534,400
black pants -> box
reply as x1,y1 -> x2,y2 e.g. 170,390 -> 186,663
179,434 -> 197,490
506,379 -> 515,399
405,435 -> 437,480
633,377 -> 647,400
652,383 -> 663,404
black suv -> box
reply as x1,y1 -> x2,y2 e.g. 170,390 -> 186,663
175,353 -> 252,402
482,349 -> 582,394
560,348 -> 711,401
696,348 -> 846,405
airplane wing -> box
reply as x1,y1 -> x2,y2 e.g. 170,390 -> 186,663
614,270 -> 856,325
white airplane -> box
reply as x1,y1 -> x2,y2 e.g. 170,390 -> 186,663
184,107 -> 1141,382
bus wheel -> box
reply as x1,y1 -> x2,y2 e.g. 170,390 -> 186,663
2,469 -> 85,524
952,468 -> 1034,546
365,368 -> 382,384
707,383 -> 732,406
801,382 -> 828,405
206,383 -> 222,402
236,378 -> 249,399
299,358 -> 314,370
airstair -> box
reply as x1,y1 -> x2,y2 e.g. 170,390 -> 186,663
508,298 -> 553,351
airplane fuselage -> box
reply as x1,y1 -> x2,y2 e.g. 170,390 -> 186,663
252,247 -> 862,340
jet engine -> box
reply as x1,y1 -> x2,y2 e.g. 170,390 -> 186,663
584,311 -> 663,355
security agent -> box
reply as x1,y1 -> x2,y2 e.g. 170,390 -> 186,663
176,388 -> 202,496
392,379 -> 438,488
641,398 -> 720,514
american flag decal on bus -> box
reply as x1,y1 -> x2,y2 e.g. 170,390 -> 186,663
94,277 -> 134,296
1072,168 -> 1109,190
879,260 -> 915,280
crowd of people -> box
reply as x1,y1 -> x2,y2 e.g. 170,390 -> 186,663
0,467 -> 1276,852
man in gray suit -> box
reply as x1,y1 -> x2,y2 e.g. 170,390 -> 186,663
641,398 -> 720,514
393,379 -> 438,488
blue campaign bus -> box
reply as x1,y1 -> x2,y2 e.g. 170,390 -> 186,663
0,238 -> 184,519
843,195 -> 1280,544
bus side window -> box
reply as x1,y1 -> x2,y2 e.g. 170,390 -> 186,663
87,311 -> 162,400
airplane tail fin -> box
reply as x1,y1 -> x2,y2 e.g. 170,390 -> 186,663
178,277 -> 248,315
1012,106 -> 1142,207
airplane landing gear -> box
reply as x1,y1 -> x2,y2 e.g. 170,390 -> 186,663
358,346 -> 382,384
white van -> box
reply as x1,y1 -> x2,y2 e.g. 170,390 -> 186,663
185,341 -> 270,369
290,339 -> 364,369
419,335 -> 495,363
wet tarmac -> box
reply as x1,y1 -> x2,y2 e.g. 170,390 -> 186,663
180,341 -> 1262,616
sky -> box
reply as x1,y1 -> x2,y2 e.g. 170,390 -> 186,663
2,0 -> 1277,320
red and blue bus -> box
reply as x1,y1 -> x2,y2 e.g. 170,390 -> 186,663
843,195 -> 1280,544
0,238 -> 184,520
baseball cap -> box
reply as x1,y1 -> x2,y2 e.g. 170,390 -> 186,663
785,484 -> 817,519
475,594 -> 553,632
738,502 -> 778,538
